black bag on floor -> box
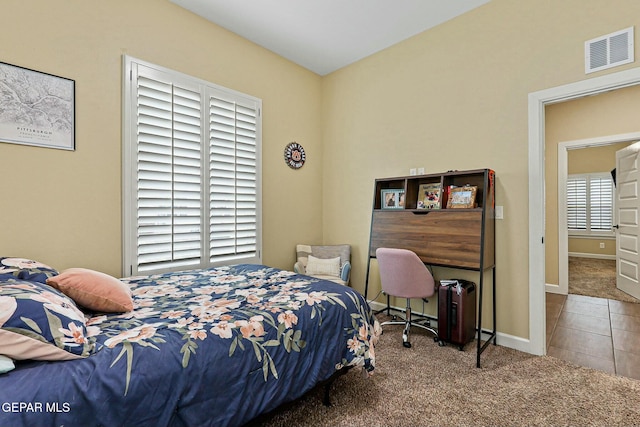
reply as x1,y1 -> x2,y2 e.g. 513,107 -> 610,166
437,279 -> 476,350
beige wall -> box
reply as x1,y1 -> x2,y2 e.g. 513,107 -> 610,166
0,0 -> 323,277
2,0 -> 640,343
321,0 -> 640,340
544,87 -> 640,285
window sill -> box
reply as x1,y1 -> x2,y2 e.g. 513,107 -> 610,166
568,233 -> 615,240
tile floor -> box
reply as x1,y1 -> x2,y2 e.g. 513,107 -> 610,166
546,292 -> 640,380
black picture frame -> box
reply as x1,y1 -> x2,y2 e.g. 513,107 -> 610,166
0,61 -> 75,150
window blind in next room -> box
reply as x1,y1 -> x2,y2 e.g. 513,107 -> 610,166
566,173 -> 613,235
122,56 -> 262,276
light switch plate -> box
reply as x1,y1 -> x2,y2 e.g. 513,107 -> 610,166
495,206 -> 504,219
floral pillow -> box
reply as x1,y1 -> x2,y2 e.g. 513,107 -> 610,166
0,257 -> 59,284
0,278 -> 99,361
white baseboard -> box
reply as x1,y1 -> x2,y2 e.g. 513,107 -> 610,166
569,252 -> 616,260
545,283 -> 565,295
494,331 -> 533,354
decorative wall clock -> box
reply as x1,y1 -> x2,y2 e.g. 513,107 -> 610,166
284,142 -> 306,169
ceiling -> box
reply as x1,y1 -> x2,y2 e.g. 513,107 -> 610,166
169,0 -> 490,76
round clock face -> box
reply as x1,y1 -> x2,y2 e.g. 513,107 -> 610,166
284,142 -> 306,169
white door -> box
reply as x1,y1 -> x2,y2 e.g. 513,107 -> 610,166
615,141 -> 640,300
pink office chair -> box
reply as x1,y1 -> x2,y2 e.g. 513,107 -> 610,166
376,247 -> 438,348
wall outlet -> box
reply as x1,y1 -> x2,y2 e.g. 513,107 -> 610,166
418,167 -> 425,175
410,168 -> 417,176
600,242 -> 605,249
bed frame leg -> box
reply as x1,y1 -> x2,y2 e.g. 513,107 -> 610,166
321,365 -> 352,407
323,382 -> 333,406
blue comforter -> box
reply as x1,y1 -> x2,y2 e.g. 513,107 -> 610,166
0,264 -> 380,426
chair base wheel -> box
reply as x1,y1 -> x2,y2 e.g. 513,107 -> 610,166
402,341 -> 412,348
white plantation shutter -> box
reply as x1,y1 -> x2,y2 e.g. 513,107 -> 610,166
566,173 -> 613,235
123,57 -> 261,276
589,176 -> 613,230
209,97 -> 258,262
567,177 -> 587,230
136,77 -> 203,271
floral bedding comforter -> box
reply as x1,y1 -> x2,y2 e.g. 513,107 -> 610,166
0,264 -> 380,427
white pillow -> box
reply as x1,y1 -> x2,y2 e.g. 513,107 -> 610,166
0,355 -> 15,374
305,255 -> 341,277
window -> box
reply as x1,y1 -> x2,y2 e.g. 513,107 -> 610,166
566,173 -> 613,235
123,56 -> 261,276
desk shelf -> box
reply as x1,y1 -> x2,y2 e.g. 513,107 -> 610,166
365,168 -> 496,367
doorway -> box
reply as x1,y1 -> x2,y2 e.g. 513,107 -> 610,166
554,136 -> 640,298
528,66 -> 640,356
546,136 -> 640,377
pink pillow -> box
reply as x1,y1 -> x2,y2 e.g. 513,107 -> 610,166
46,268 -> 134,313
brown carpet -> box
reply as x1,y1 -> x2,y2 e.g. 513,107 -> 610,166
569,257 -> 640,303
252,316 -> 640,427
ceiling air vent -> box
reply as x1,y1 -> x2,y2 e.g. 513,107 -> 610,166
585,27 -> 634,74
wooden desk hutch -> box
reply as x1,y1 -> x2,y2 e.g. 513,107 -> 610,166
364,168 -> 496,367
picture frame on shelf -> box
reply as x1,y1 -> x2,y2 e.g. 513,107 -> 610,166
381,189 -> 405,209
417,182 -> 441,209
446,185 -> 478,209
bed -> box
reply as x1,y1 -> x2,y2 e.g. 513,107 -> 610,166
0,259 -> 380,427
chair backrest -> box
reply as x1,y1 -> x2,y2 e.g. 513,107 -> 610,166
376,248 -> 435,299
296,244 -> 350,270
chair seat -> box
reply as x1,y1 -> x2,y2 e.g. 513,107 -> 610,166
306,274 -> 348,286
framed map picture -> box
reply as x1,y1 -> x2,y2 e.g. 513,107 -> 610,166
417,182 -> 441,209
0,62 -> 75,150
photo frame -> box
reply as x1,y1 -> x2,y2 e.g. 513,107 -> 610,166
381,189 -> 405,209
417,182 -> 442,209
446,185 -> 478,209
0,62 -> 75,150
